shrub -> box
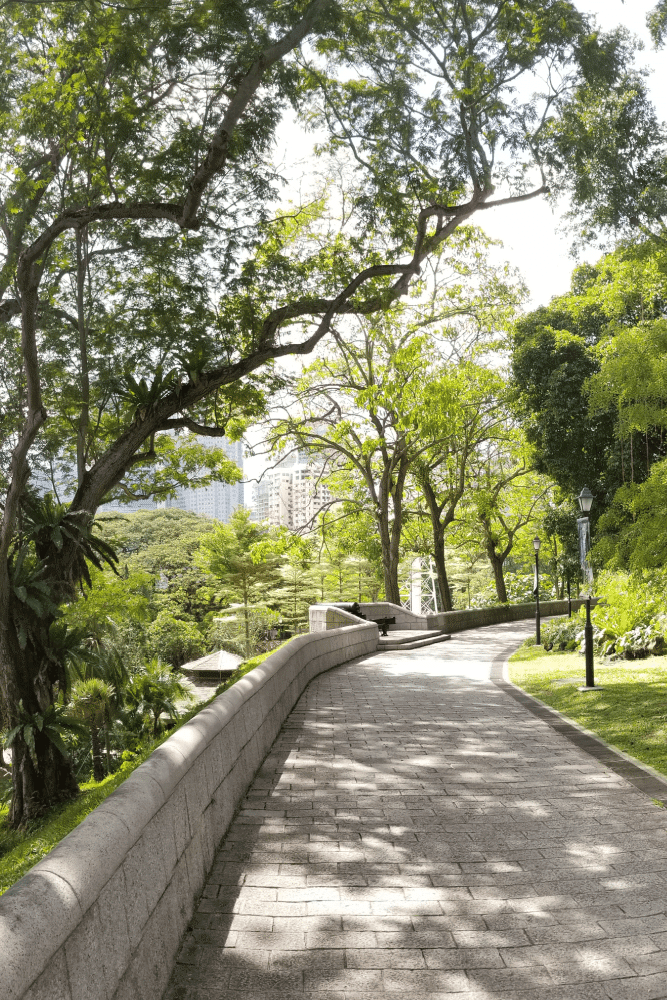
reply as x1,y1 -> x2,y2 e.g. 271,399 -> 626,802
541,615 -> 584,652
146,611 -> 205,667
207,605 -> 281,659
600,619 -> 667,660
591,570 -> 666,636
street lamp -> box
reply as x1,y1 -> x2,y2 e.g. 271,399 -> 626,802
578,486 -> 593,515
577,486 -> 596,689
533,535 -> 541,644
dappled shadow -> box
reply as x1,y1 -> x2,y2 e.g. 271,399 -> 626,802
163,621 -> 667,998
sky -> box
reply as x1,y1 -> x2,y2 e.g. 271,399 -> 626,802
243,1 -> 667,496
481,0 -> 667,308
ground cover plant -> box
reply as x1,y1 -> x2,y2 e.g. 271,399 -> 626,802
508,644 -> 667,778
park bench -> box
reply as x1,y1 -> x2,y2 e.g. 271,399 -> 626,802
330,602 -> 396,636
370,616 -> 396,636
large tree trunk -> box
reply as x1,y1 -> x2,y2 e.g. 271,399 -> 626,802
90,727 -> 105,783
379,517 -> 402,605
488,550 -> 508,604
0,589 -> 79,826
420,471 -> 463,614
377,498 -> 403,606
432,542 -> 453,612
10,733 -> 78,827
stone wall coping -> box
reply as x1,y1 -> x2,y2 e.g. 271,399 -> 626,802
310,598 -> 597,634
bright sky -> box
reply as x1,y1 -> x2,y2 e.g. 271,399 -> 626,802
481,0 -> 667,308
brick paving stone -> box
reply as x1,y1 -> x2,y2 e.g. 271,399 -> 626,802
161,621 -> 667,999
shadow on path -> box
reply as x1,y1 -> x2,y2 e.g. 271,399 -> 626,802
163,621 -> 667,999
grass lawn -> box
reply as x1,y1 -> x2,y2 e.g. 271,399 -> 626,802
508,644 -> 667,778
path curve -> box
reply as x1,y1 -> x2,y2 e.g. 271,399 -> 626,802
164,621 -> 667,1000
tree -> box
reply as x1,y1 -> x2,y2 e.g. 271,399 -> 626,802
454,435 -> 551,603
70,678 -> 115,782
146,611 -> 206,668
123,659 -> 192,739
270,536 -> 320,634
511,298 -> 616,503
0,1 -> 646,823
549,23 -> 667,247
197,508 -> 283,656
512,241 -> 667,576
271,227 -> 524,603
99,508 -> 219,621
272,318 -> 443,603
410,362 -> 507,610
314,507 -> 384,602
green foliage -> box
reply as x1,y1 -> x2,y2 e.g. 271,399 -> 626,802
62,568 -> 153,644
146,612 -> 205,668
538,574 -> 667,661
20,493 -> 119,600
511,295 -> 617,501
593,570 -> 665,635
468,572 -> 538,609
541,615 -> 584,652
198,508 -> 284,656
208,607 -> 281,660
123,659 -> 193,739
3,701 -> 87,768
70,678 -> 115,782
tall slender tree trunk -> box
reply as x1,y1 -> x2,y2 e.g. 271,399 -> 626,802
418,468 -> 465,614
377,511 -> 402,605
488,551 -> 508,604
90,726 -> 104,782
75,227 -> 90,487
432,541 -> 453,612
0,596 -> 78,826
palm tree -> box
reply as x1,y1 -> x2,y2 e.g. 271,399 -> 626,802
69,638 -> 130,772
70,678 -> 115,781
124,659 -> 192,738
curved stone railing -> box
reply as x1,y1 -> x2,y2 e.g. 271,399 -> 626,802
310,599 -> 594,633
0,621 -> 378,1000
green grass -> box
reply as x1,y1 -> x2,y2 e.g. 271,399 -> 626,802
0,636 -> 301,895
214,637 -> 297,695
508,645 -> 667,777
0,752 -> 152,895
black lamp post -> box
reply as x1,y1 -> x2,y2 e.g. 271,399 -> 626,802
577,486 -> 595,689
533,535 -> 541,644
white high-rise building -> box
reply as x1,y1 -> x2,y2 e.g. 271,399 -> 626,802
103,435 -> 244,522
166,437 -> 244,521
252,452 -> 330,533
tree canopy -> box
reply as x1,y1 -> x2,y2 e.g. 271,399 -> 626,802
0,0 -> 657,824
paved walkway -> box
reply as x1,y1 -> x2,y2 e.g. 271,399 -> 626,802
164,621 -> 667,1000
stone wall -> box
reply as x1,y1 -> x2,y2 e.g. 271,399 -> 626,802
309,600 -> 594,634
358,602 -> 430,630
309,605 -> 370,632
0,622 -> 379,1000
423,599 -> 594,633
